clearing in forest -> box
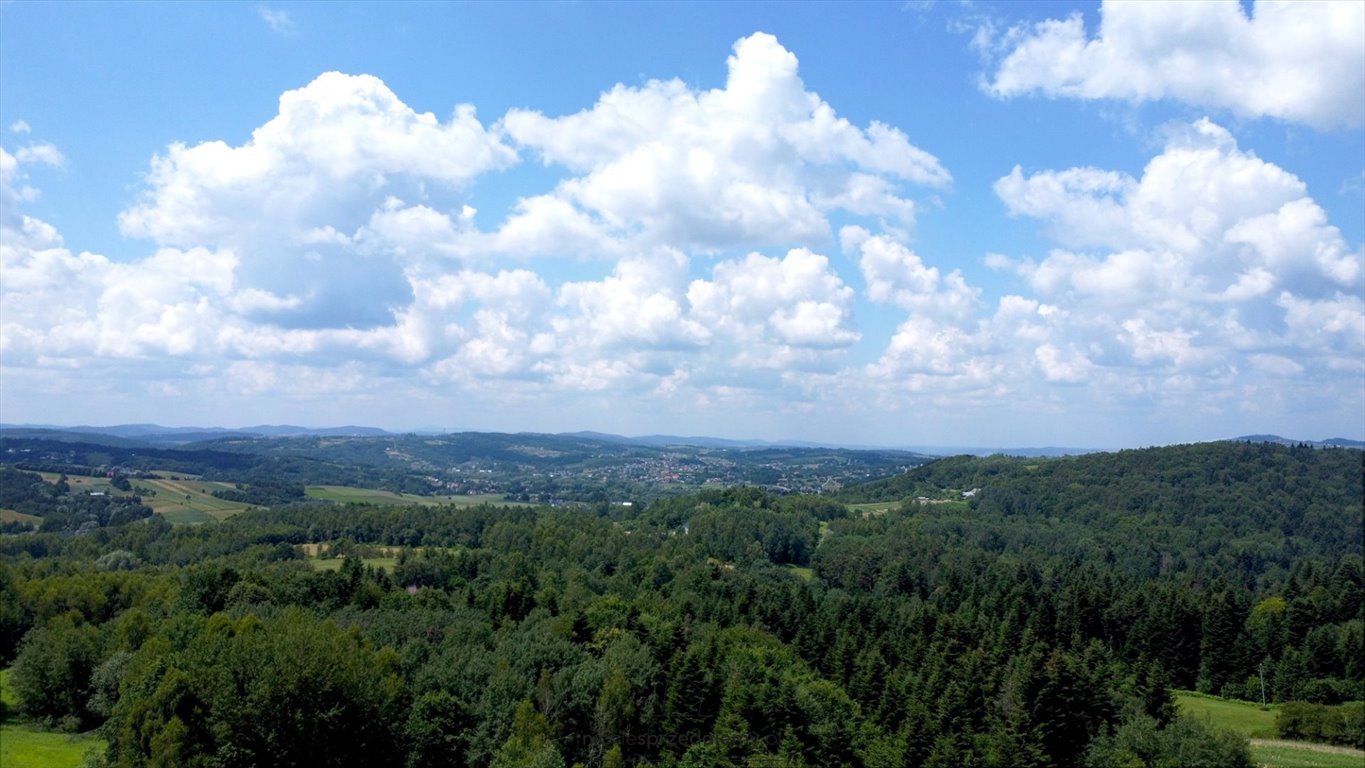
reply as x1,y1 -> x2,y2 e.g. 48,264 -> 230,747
1176,691 -> 1365,768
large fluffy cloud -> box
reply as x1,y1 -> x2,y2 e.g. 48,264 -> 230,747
843,226 -> 980,321
4,33 -> 924,418
115,73 -> 518,330
984,1 -> 1365,129
500,32 -> 950,250
854,115 -> 1362,434
688,247 -> 859,356
987,118 -> 1363,384
119,72 -> 516,246
996,119 -> 1359,306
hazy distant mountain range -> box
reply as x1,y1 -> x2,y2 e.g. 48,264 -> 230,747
0,423 -> 389,446
1230,434 -> 1365,449
1,423 -> 1359,454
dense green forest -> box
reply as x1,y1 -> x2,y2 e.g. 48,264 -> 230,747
0,441 -> 1360,767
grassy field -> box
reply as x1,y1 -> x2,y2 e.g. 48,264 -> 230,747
36,472 -> 254,523
1176,691 -> 1365,768
138,477 -> 254,522
311,556 -> 400,572
848,501 -> 899,516
1,668 -> 103,768
0,509 -> 43,526
24,474 -> 526,525
848,498 -> 974,517
301,543 -> 430,573
1247,741 -> 1365,768
1177,690 -> 1279,738
38,473 -> 115,492
145,480 -> 529,521
305,486 -> 523,506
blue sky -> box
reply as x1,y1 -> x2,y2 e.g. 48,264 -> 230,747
2,1 -> 1362,447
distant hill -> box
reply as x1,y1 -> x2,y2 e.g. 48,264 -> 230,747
1231,434 -> 1364,449
562,431 -> 769,449
564,430 -> 1096,456
894,445 -> 1101,458
0,427 -> 154,449
239,425 -> 392,438
559,431 -> 888,451
838,440 -> 1365,544
5,423 -> 1358,454
0,423 -> 392,445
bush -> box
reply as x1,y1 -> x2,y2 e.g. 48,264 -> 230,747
1085,714 -> 1252,768
1276,700 -> 1365,748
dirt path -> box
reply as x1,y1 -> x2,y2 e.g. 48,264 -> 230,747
1249,738 -> 1365,757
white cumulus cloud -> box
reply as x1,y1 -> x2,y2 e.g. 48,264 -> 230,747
984,0 -> 1365,129
113,72 -> 517,331
501,32 -> 949,251
993,117 -> 1363,381
998,119 -> 1360,306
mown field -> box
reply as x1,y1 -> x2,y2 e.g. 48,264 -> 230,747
1246,741 -> 1365,768
1176,691 -> 1365,768
847,499 -> 973,517
37,472 -> 253,524
0,509 -> 43,526
299,542 -> 443,573
847,501 -> 899,516
137,477 -> 254,523
37,472 -> 115,491
0,668 -> 102,768
1178,690 -> 1279,738
26,474 -> 531,527
311,555 -> 400,572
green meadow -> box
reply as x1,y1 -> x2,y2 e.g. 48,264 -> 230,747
1177,690 -> 1279,738
1247,742 -> 1365,768
311,555 -> 401,572
1,669 -> 103,768
1176,691 -> 1365,768
847,501 -> 899,516
38,472 -> 256,523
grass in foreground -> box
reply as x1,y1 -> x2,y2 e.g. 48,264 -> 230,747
1177,690 -> 1278,738
1,668 -> 103,768
1176,691 -> 1365,768
1248,741 -> 1365,768
0,726 -> 103,768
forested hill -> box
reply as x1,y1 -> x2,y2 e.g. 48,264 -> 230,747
1,441 -> 1361,766
840,441 -> 1362,552
841,440 -> 1362,504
